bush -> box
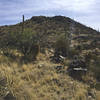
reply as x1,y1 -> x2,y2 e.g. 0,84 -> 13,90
54,34 -> 70,57
91,56 -> 100,81
0,28 -> 40,61
83,52 -> 100,81
54,34 -> 79,59
69,48 -> 79,57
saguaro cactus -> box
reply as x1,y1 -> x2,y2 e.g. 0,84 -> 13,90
22,15 -> 25,33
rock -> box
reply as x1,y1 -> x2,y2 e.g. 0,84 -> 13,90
59,55 -> 65,60
73,67 -> 87,71
38,64 -> 44,68
55,66 -> 65,70
67,55 -> 87,80
55,66 -> 65,73
50,55 -> 65,63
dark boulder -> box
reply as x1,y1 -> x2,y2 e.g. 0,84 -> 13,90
67,55 -> 87,80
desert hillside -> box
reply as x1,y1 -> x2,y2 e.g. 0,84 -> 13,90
0,16 -> 100,100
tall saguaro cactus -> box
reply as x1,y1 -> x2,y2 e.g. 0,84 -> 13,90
22,15 -> 25,33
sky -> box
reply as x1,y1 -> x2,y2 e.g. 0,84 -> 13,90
0,0 -> 100,30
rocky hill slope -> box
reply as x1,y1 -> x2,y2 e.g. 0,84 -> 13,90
0,16 -> 100,100
0,16 -> 100,49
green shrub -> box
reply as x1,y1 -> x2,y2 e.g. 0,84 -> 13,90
69,48 -> 79,57
91,56 -> 100,81
0,28 -> 39,61
54,34 -> 70,57
54,34 -> 79,58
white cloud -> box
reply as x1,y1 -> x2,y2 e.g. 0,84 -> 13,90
51,0 -> 95,12
75,14 -> 100,30
0,0 -> 100,30
0,0 -> 95,15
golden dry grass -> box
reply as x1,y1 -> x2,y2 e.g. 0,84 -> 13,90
0,53 -> 99,100
96,91 -> 100,100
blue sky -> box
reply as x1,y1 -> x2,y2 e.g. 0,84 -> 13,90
0,0 -> 100,30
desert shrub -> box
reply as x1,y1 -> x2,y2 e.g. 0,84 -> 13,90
83,52 -> 100,81
0,28 -> 40,61
76,43 -> 91,50
17,29 -> 40,61
54,34 -> 70,57
16,29 -> 39,58
69,48 -> 79,57
54,34 -> 79,59
75,45 -> 83,51
90,56 -> 100,81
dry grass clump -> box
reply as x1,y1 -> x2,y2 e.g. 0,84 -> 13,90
74,88 -> 87,100
96,91 -> 100,100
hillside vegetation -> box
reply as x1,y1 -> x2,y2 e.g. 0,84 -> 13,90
0,16 -> 100,100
